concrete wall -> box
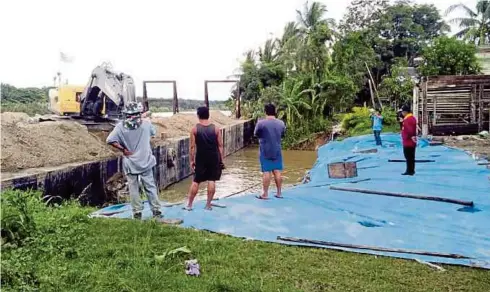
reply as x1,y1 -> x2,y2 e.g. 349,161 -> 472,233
1,120 -> 254,205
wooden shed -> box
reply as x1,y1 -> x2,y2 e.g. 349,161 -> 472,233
414,75 -> 490,136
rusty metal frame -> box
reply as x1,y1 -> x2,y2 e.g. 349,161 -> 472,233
204,80 -> 240,118
142,80 -> 179,114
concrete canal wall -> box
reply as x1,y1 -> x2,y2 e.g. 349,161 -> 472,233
1,120 -> 254,205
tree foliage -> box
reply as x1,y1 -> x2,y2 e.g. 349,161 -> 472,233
367,1 -> 449,67
339,0 -> 389,33
445,0 -> 490,45
418,36 -> 481,76
1,83 -> 49,104
378,59 -> 415,106
232,1 -> 482,145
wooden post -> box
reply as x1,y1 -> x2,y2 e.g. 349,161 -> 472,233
236,84 -> 241,119
329,186 -> 474,206
277,236 -> 472,259
368,80 -> 375,108
172,81 -> 179,114
412,86 -> 419,122
421,80 -> 428,138
471,85 -> 476,123
432,93 -> 437,126
365,62 -> 383,110
142,81 -> 149,112
478,85 -> 483,132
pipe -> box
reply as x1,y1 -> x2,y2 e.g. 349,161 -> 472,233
329,186 -> 474,207
277,236 -> 472,259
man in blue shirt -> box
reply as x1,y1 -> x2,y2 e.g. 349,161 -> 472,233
370,108 -> 383,146
254,104 -> 286,199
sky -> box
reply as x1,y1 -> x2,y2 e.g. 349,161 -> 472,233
0,0 -> 478,101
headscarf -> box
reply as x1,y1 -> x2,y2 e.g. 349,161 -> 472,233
123,114 -> 142,130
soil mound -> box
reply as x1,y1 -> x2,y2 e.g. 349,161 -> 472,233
151,111 -> 239,139
1,112 -> 115,172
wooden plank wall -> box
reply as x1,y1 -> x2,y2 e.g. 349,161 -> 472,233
417,75 -> 490,136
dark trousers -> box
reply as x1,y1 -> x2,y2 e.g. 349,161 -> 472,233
373,130 -> 382,145
403,146 -> 416,174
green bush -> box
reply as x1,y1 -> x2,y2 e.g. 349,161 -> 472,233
1,190 -> 92,290
340,106 -> 398,136
0,102 -> 51,116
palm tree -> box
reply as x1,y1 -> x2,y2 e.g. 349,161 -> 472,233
276,22 -> 301,75
445,0 -> 490,45
258,39 -> 279,63
296,1 -> 335,32
294,2 -> 336,81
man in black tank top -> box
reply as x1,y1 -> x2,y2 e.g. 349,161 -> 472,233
184,107 -> 224,211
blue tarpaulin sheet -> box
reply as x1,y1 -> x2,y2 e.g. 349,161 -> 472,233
91,133 -> 490,269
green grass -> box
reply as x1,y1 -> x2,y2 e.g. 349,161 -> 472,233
2,190 -> 490,292
0,101 -> 51,116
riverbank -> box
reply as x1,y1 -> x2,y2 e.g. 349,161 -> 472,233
2,190 -> 489,292
0,111 -> 241,172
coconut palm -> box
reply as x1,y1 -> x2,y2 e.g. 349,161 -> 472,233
445,0 -> 490,45
295,2 -> 336,80
276,22 -> 301,75
258,39 -> 279,64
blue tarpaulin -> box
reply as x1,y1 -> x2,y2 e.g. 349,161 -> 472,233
91,133 -> 490,269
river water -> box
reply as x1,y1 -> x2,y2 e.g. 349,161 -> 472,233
159,147 -> 317,202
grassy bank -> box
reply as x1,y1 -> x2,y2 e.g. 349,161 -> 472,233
2,191 -> 489,292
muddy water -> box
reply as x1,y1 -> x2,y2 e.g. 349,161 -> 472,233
159,147 -> 317,202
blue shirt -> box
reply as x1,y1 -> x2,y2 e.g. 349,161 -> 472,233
371,115 -> 383,131
254,118 -> 285,160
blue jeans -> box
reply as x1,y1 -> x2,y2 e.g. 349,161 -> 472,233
373,130 -> 382,146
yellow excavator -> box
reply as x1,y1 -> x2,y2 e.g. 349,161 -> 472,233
48,85 -> 85,116
47,64 -> 139,129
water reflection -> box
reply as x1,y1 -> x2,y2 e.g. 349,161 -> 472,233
159,147 -> 317,202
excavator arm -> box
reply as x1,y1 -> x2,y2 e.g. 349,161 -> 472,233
79,65 -> 136,119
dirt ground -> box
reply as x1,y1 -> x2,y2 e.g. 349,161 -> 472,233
151,111 -> 240,140
0,112 -> 115,172
441,135 -> 490,158
0,111 -> 241,173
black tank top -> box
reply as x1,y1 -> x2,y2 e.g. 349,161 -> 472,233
195,123 -> 219,163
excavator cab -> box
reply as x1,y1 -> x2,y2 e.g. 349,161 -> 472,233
48,85 -> 85,116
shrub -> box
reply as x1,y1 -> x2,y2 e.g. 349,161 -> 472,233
340,106 -> 398,136
0,102 -> 51,116
1,190 -> 92,290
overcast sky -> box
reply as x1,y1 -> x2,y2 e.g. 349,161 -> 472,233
0,0 -> 477,101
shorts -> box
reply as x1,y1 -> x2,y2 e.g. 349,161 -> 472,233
260,154 -> 283,172
193,161 -> 222,183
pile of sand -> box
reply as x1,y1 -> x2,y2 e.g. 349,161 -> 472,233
151,111 -> 239,139
1,112 -> 115,172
